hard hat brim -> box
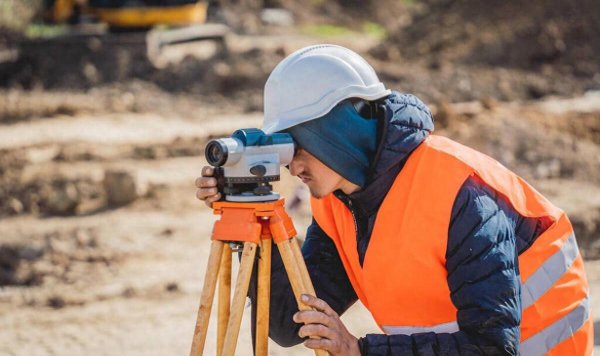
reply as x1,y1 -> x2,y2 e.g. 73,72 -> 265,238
263,86 -> 391,134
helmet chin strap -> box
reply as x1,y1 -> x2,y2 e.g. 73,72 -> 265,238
352,98 -> 386,120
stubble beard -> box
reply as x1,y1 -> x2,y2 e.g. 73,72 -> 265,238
306,184 -> 327,199
309,189 -> 325,199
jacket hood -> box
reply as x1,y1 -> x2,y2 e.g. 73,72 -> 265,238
370,91 -> 434,179
344,91 -> 434,215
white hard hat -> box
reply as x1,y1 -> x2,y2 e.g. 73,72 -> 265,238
262,44 -> 391,134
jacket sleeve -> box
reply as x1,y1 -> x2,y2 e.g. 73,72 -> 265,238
248,218 -> 358,347
358,176 -> 545,355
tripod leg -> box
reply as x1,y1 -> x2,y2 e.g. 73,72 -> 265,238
190,240 -> 225,356
255,238 -> 272,356
217,243 -> 232,356
290,237 -> 318,297
277,239 -> 330,356
276,239 -> 306,307
222,242 -> 258,356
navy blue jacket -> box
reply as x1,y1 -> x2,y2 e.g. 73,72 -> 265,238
249,92 -> 552,355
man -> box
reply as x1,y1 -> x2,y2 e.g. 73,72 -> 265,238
195,45 -> 592,355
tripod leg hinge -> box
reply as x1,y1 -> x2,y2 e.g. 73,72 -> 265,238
269,204 -> 297,243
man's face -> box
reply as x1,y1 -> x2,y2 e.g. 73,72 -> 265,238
288,148 -> 348,198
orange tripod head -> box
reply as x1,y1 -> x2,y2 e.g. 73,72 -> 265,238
211,199 -> 297,245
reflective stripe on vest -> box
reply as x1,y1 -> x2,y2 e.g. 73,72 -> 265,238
381,233 -> 587,338
310,135 -> 592,353
383,321 -> 460,335
522,232 -> 579,310
521,297 -> 590,356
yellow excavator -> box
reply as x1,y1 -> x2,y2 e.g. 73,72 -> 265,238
43,0 -> 228,66
45,0 -> 210,29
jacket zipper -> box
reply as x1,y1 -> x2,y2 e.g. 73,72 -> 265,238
335,192 -> 359,239
347,198 -> 359,237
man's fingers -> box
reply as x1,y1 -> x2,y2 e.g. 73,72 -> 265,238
301,294 -> 337,317
205,192 -> 221,204
303,338 -> 336,351
195,166 -> 215,187
200,192 -> 221,208
299,323 -> 336,340
293,310 -> 332,326
195,177 -> 217,188
196,187 -> 218,199
195,166 -> 220,207
196,187 -> 218,200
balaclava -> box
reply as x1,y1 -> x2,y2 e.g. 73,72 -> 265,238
286,99 -> 378,187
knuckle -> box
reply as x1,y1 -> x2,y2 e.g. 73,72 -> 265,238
300,310 -> 313,319
302,325 -> 314,334
207,195 -> 218,203
311,311 -> 326,325
316,300 -> 327,310
200,178 -> 215,187
318,313 -> 330,325
316,324 -> 328,334
202,166 -> 213,176
296,311 -> 308,322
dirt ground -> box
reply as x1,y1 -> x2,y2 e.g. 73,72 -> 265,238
0,88 -> 599,355
0,90 -> 378,355
1,2 -> 600,354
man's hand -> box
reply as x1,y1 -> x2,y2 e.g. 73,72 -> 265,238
294,294 -> 360,356
195,166 -> 221,208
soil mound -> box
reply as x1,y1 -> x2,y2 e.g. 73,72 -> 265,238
380,0 -> 600,77
0,33 -> 284,98
0,227 -> 119,288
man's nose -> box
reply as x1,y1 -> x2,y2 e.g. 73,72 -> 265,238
288,158 -> 301,176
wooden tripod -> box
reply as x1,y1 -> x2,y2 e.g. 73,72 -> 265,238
189,199 -> 328,356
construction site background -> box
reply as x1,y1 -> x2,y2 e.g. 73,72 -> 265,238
1,0 -> 599,354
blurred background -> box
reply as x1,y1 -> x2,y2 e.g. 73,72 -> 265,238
0,0 -> 599,354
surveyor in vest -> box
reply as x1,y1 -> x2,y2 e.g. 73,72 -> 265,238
195,45 -> 593,355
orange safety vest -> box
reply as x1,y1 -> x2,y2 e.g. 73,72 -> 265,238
311,135 -> 592,355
